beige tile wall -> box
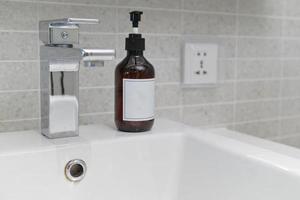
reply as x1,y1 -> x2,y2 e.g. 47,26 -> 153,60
0,0 -> 299,143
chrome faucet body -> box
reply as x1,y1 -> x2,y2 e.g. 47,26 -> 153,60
39,18 -> 115,138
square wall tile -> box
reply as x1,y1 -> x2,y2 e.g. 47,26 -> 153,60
37,0 -> 117,5
218,59 -> 235,81
182,82 -> 234,105
280,117 -> 300,137
183,13 -> 236,35
275,134 -> 300,148
0,32 -> 38,60
281,98 -> 300,117
79,34 -> 116,49
156,84 -> 181,107
237,59 -> 281,80
156,108 -> 181,122
79,88 -> 114,114
80,61 -> 116,87
283,39 -> 300,58
236,80 -> 280,101
235,100 -> 279,122
283,19 -> 300,37
234,119 -> 280,139
183,103 -> 234,127
0,92 -> 39,121
281,79 -> 300,98
239,0 -> 284,16
117,0 -> 181,9
80,113 -> 114,126
0,119 -> 39,133
238,16 -> 282,37
0,2 -> 37,31
286,0 -> 300,17
282,60 -> 300,78
183,0 -> 237,13
238,38 -> 281,58
0,62 -> 39,90
151,60 -> 180,83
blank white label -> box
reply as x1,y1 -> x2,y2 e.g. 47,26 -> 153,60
123,78 -> 155,121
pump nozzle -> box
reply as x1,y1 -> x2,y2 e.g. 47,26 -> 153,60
130,11 -> 143,29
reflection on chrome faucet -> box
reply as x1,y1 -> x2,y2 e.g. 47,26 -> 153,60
39,18 -> 115,139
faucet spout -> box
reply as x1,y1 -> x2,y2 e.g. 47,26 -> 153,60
81,49 -> 115,61
81,49 -> 115,67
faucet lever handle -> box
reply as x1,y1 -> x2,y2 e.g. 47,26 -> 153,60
39,18 -> 99,45
47,18 -> 99,25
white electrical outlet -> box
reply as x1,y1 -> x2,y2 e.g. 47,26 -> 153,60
183,43 -> 218,86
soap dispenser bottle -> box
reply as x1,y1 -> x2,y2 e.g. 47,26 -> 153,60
115,11 -> 155,132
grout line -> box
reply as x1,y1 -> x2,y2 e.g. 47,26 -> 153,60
3,89 -> 300,103
80,111 -> 114,117
0,58 -> 234,62
79,82 -> 180,90
0,118 -> 40,123
7,109 -> 300,126
232,0 -> 240,130
0,89 -> 39,93
235,78 -> 281,82
234,113 -> 300,126
116,57 -> 235,62
0,60 -> 39,63
79,86 -> 114,90
235,98 -> 279,104
36,4 -> 41,131
116,58 -> 180,62
179,0 -> 184,122
0,30 -> 38,33
80,106 -> 183,116
233,77 -> 300,82
185,122 -> 233,130
278,0 -> 286,138
182,102 -> 235,108
272,133 -> 300,140
200,122 -> 234,129
0,58 -> 238,63
236,57 -> 300,60
156,105 -> 182,110
234,117 -> 280,125
4,28 -> 300,41
2,79 -> 300,95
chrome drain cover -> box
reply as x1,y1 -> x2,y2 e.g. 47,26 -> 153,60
65,159 -> 87,182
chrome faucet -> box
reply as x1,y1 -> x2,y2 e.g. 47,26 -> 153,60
39,18 -> 115,139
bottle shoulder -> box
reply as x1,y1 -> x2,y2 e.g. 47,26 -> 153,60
115,55 -> 155,78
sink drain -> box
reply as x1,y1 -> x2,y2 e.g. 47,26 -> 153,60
65,159 -> 87,182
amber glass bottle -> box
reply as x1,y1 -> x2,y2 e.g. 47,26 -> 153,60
115,11 -> 155,132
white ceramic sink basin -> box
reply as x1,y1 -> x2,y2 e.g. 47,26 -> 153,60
1,119 -> 300,200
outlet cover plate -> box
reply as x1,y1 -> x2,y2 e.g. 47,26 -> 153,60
182,43 -> 218,86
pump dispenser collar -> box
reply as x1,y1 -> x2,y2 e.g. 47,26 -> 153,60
130,11 -> 143,28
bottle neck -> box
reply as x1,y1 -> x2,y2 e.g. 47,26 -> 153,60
127,50 -> 143,56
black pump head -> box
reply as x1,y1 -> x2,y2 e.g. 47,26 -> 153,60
130,11 -> 143,28
125,10 -> 145,51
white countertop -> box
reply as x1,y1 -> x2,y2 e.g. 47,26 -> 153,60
0,119 -> 191,156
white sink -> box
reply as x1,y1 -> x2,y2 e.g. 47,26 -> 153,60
0,119 -> 300,200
